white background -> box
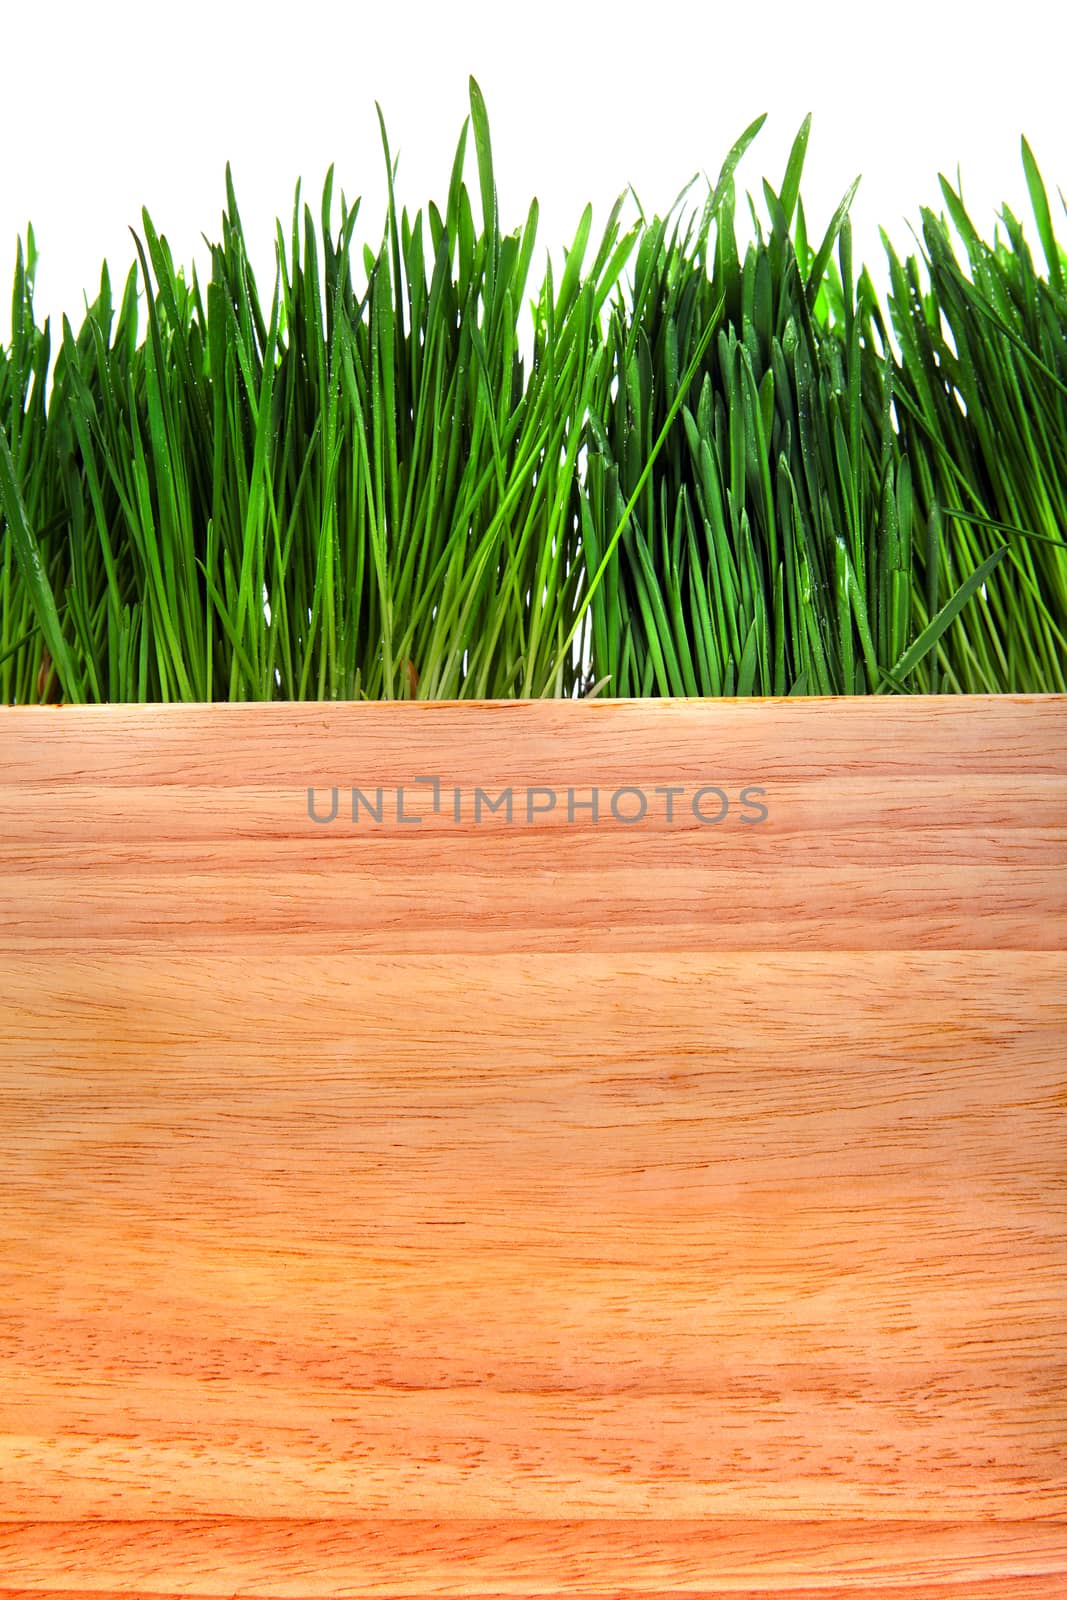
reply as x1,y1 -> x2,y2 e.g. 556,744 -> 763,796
2,0 -> 1064,350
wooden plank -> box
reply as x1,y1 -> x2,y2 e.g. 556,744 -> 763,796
2,1518 -> 1067,1597
0,698 -> 1064,1594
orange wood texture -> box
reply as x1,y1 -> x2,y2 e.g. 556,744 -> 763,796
0,696 -> 1065,1596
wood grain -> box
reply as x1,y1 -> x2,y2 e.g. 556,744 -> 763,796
0,697 -> 1064,1595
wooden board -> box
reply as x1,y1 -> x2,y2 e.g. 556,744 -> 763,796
1,696 -> 1065,1596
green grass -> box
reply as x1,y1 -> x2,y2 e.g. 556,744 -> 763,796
1,78 -> 1064,702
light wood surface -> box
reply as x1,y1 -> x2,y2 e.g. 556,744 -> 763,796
1,697 -> 1065,1595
